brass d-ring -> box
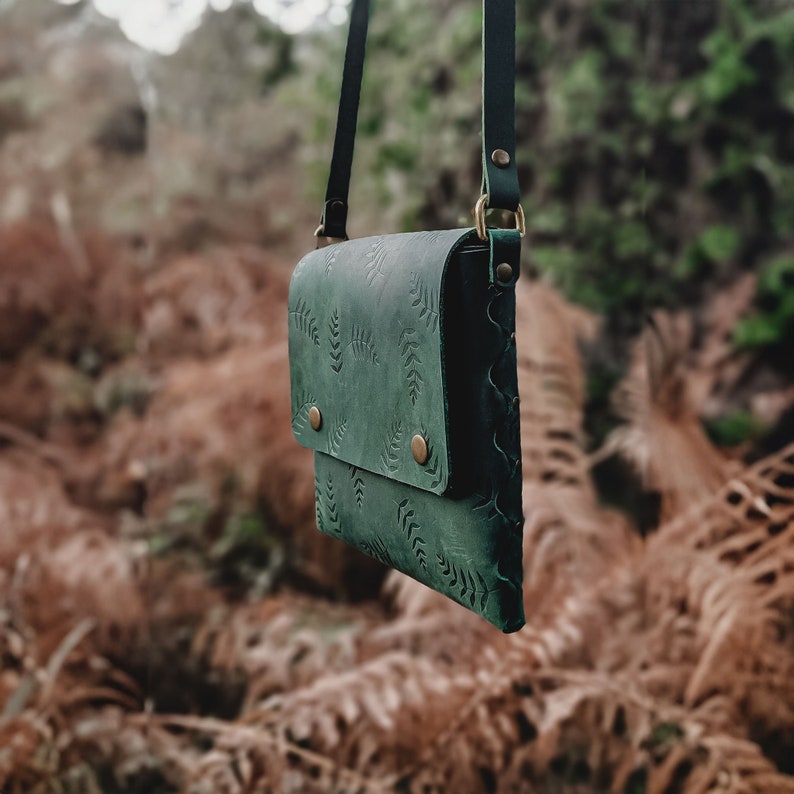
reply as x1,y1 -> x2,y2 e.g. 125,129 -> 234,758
474,194 -> 489,240
473,194 -> 526,241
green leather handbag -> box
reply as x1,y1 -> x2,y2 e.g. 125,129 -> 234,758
288,0 -> 525,632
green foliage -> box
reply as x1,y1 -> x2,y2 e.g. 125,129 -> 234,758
623,768 -> 648,794
705,410 -> 767,446
700,30 -> 756,103
699,225 -> 740,263
151,486 -> 214,555
209,510 -> 283,597
648,721 -> 685,749
297,0 -> 794,345
376,141 -> 417,173
512,0 -> 794,327
550,49 -> 605,138
298,0 -> 486,231
677,225 -> 741,279
734,255 -> 794,349
150,481 -> 284,598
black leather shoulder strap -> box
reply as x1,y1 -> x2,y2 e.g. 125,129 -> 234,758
318,0 -> 519,240
481,0 -> 519,214
319,0 -> 371,240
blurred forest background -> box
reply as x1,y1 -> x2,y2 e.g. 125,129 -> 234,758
0,0 -> 793,791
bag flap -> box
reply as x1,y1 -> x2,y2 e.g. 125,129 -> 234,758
289,228 -> 476,495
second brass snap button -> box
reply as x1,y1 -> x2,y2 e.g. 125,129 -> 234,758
496,262 -> 513,282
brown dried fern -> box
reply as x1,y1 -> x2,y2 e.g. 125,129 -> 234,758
600,311 -> 735,521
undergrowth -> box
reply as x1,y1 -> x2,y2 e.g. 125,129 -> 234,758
0,220 -> 793,793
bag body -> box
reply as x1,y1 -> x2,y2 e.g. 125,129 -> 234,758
288,0 -> 526,631
290,229 -> 524,631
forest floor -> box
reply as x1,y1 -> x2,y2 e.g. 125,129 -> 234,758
1,216 -> 794,794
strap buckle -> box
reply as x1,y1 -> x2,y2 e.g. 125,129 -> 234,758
473,194 -> 525,241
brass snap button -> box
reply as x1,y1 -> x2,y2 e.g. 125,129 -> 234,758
491,149 -> 511,168
411,434 -> 429,465
496,262 -> 513,282
309,406 -> 322,431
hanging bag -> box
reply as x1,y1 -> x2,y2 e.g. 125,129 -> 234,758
288,0 -> 525,631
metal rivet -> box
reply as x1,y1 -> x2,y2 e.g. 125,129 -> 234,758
330,200 -> 345,211
309,406 -> 322,431
411,434 -> 429,465
513,396 -> 520,409
491,149 -> 511,168
496,262 -> 513,282
510,332 -> 516,343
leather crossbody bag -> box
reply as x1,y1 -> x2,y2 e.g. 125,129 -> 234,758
288,0 -> 525,632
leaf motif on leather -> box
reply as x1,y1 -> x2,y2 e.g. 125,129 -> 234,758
289,297 -> 320,346
395,498 -> 427,570
473,492 -> 500,521
314,477 -> 325,534
323,247 -> 336,276
436,553 -> 490,610
380,421 -> 403,474
291,391 -> 317,434
348,325 -> 379,364
324,474 -> 341,533
348,465 -> 365,509
364,237 -> 388,286
422,433 -> 444,490
328,308 -> 343,373
399,327 -> 423,405
327,416 -> 348,455
420,231 -> 443,244
409,272 -> 439,331
360,536 -> 393,567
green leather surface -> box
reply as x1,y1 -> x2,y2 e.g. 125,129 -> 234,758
314,451 -> 524,632
289,229 -> 474,495
289,228 -> 525,631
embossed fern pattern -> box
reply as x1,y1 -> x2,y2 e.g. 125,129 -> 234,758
421,431 -> 444,490
364,237 -> 388,286
436,553 -> 490,610
314,477 -> 325,534
328,308 -> 342,373
360,536 -> 394,567
289,298 -> 320,346
348,325 -> 379,364
349,465 -> 365,509
473,492 -> 500,520
380,421 -> 403,474
409,272 -> 439,331
327,417 -> 348,455
395,498 -> 427,570
323,247 -> 336,276
291,391 -> 316,434
324,474 -> 341,533
399,327 -> 423,405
